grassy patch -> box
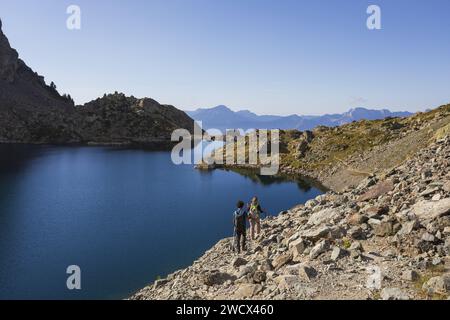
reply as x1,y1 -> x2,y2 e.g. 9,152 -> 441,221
413,264 -> 447,299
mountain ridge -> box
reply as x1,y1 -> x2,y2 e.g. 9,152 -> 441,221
186,105 -> 413,131
0,19 -> 197,147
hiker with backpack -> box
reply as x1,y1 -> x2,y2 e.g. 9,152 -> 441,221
248,196 -> 265,240
233,200 -> 248,253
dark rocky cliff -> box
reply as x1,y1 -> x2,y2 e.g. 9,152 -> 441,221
0,19 -> 197,147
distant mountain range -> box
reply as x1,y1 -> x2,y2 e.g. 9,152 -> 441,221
186,105 -> 413,131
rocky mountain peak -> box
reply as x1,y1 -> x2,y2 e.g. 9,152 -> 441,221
0,18 -> 20,83
0,21 -> 198,146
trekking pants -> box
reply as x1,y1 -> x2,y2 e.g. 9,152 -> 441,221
235,230 -> 246,253
249,216 -> 261,240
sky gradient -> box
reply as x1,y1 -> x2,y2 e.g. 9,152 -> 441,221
0,0 -> 449,115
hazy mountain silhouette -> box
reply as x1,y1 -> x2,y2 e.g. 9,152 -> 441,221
186,105 -> 413,131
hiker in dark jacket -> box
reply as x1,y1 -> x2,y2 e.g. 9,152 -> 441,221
233,200 -> 248,253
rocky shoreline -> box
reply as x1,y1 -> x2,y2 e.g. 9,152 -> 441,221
131,135 -> 450,300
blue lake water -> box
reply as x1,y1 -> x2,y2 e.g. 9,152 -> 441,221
0,144 -> 324,299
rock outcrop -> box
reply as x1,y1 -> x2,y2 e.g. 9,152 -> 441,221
73,93 -> 198,148
0,20 -> 198,147
132,135 -> 450,300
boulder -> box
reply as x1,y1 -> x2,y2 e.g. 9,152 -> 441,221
349,241 -> 364,252
232,257 -> 248,268
303,226 -> 331,241
443,181 -> 450,193
411,198 -> 450,222
274,275 -> 301,291
330,247 -> 348,261
397,220 -> 419,236
272,253 -> 292,270
421,232 -> 436,243
373,221 -> 394,237
415,239 -> 434,253
252,271 -> 267,284
236,263 -> 257,279
445,237 -> 450,255
357,180 -> 394,202
422,275 -> 450,295
298,265 -> 318,281
290,238 -> 307,258
310,240 -> 330,259
307,208 -> 340,226
401,270 -> 419,282
203,271 -> 235,286
234,284 -> 263,298
153,279 -> 169,289
381,288 -> 410,300
347,213 -> 368,225
348,226 -> 365,240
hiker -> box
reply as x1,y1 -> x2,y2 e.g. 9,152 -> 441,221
248,196 -> 265,240
233,200 -> 248,253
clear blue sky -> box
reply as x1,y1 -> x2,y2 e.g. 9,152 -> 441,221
1,0 -> 449,115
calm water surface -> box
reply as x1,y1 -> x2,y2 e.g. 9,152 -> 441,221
0,144 -> 324,299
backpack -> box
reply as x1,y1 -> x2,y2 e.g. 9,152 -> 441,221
248,204 -> 259,220
234,209 -> 246,232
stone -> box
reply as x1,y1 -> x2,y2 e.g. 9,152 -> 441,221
203,271 -> 235,286
303,226 -> 330,241
234,284 -> 263,298
357,180 -> 394,202
443,227 -> 450,235
443,181 -> 450,193
401,270 -> 419,282
290,238 -> 307,258
274,275 -> 300,291
347,213 -> 368,225
415,239 -> 434,253
421,169 -> 432,180
368,218 -> 382,227
284,264 -> 302,275
298,265 -> 318,281
329,226 -> 346,240
373,221 -> 394,237
380,288 -> 410,300
422,275 -> 450,295
411,199 -> 450,222
421,232 -> 436,242
272,253 -> 292,270
397,220 -> 419,236
252,271 -> 267,284
349,241 -> 363,252
236,263 -> 257,279
348,226 -> 365,240
305,199 -> 318,209
307,208 -> 340,226
153,279 -> 169,289
445,237 -> 450,255
366,206 -> 389,218
330,247 -> 348,261
310,240 -> 330,259
232,257 -> 248,268
259,259 -> 273,272
432,194 -> 442,201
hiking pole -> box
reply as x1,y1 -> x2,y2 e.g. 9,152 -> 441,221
232,226 -> 236,252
